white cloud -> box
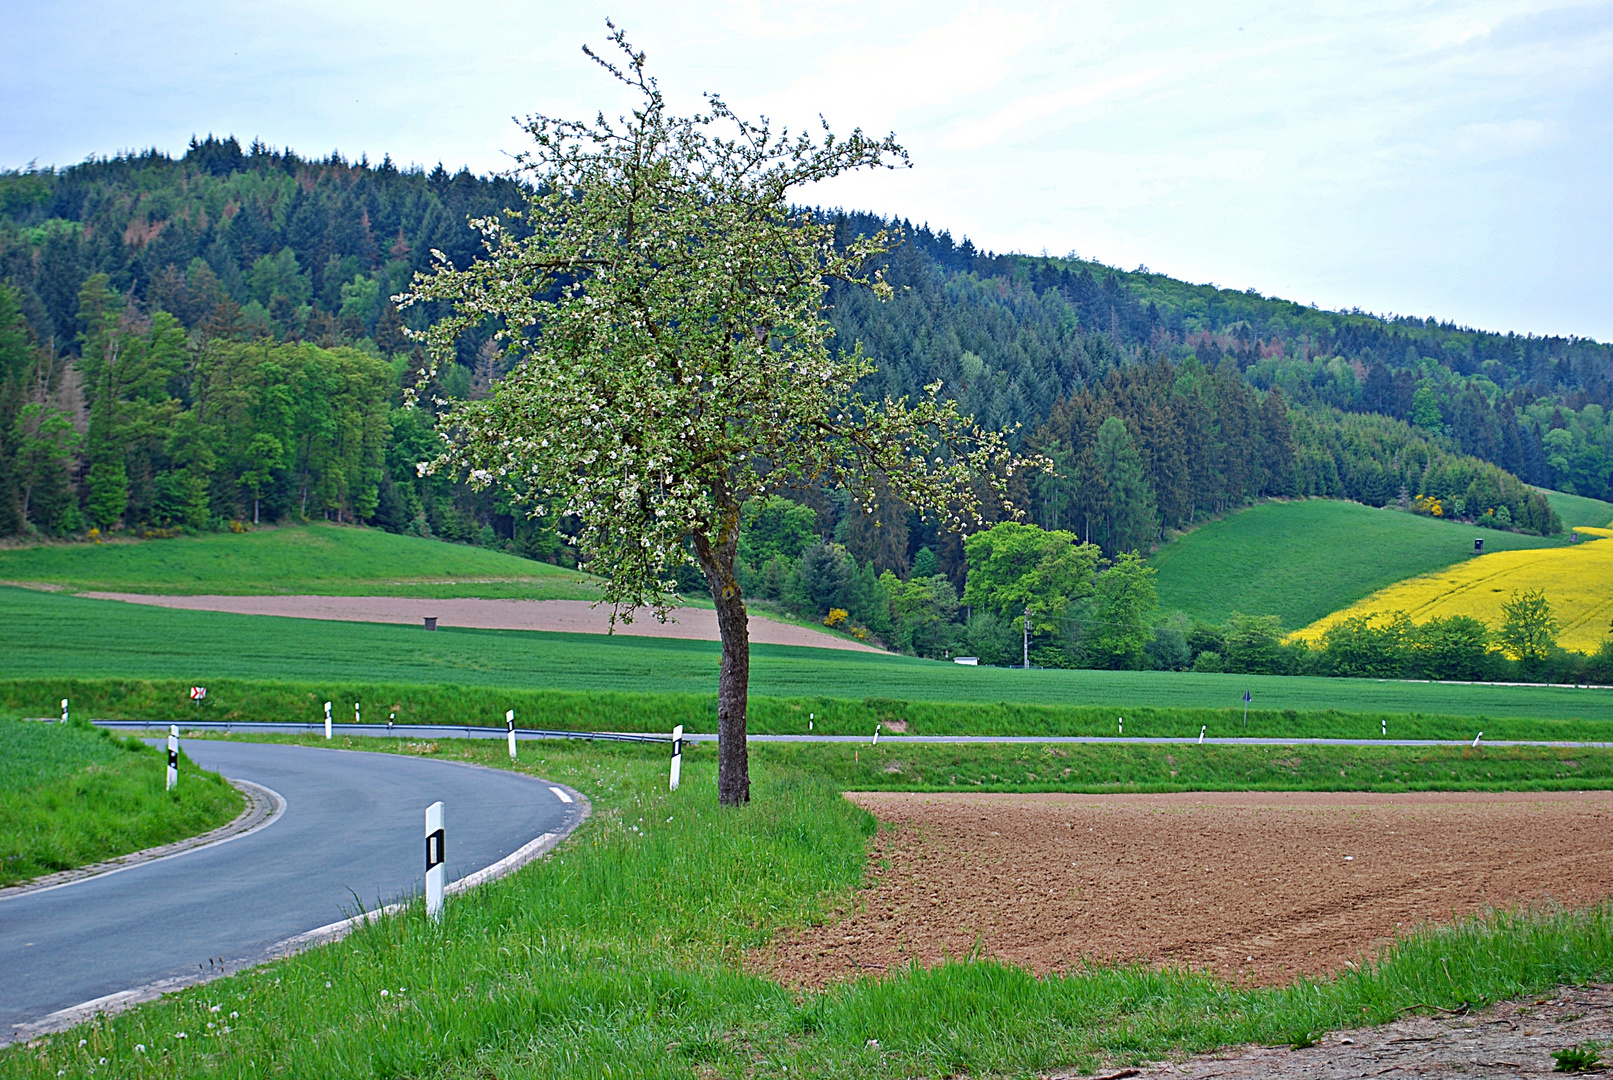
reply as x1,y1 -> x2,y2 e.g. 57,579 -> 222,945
3,0 -> 1612,336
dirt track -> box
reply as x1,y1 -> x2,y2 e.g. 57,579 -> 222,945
78,593 -> 884,653
754,790 -> 1613,987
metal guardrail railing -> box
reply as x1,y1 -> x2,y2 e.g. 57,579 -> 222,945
91,719 -> 676,745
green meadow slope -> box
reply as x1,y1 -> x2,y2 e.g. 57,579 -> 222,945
1539,488 -> 1613,530
0,523 -> 598,599
1150,499 -> 1562,628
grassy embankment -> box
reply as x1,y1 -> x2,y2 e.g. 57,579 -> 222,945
3,587 -> 1608,725
6,676 -> 1613,745
8,735 -> 1613,1080
0,717 -> 242,887
1539,487 -> 1613,530
1150,498 -> 1566,629
0,521 -> 598,600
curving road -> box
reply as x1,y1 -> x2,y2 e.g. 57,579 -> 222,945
0,741 -> 586,1040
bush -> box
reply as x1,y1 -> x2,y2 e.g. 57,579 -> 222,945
1413,615 -> 1493,681
1322,612 -> 1414,678
1222,613 -> 1286,674
1146,620 -> 1192,671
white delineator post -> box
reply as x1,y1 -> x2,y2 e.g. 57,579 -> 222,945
1118,716 -> 1123,736
61,698 -> 68,724
1198,725 -> 1206,745
166,725 -> 179,791
324,701 -> 332,740
1382,719 -> 1387,737
506,710 -> 517,760
424,801 -> 445,922
1473,731 -> 1483,748
670,725 -> 684,791
354,701 -> 361,726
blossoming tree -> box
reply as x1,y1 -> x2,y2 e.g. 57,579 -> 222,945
404,28 -> 1029,805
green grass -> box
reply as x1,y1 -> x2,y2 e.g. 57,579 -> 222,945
8,734 -> 1613,1080
1540,487 -> 1613,530
2,587 -> 1609,722
0,522 -> 599,599
774,740 -> 1613,793
1150,498 -> 1562,628
7,676 -> 1613,743
0,718 -> 242,886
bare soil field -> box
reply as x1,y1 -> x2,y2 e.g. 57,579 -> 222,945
755,790 -> 1613,988
78,593 -> 884,653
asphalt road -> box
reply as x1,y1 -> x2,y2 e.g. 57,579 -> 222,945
0,740 -> 584,1038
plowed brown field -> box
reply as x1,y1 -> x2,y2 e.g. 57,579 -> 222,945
754,790 -> 1613,987
78,593 -> 882,652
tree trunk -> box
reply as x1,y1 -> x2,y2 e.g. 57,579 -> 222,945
693,510 -> 749,806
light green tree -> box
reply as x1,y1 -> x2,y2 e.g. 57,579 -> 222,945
1498,589 -> 1558,670
962,521 -> 1101,636
241,433 -> 285,524
402,28 -> 1028,805
1087,551 -> 1157,669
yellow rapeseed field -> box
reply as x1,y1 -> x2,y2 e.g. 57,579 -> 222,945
1294,535 -> 1613,652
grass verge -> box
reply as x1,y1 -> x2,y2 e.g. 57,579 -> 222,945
776,740 -> 1613,793
3,587 -> 1608,721
5,734 -> 1612,1080
0,718 -> 243,887
4,676 -> 1612,744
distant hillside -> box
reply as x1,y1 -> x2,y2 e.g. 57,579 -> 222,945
0,138 -> 1601,570
0,522 -> 596,599
1294,536 -> 1613,653
1149,499 -> 1562,629
1538,488 -> 1613,531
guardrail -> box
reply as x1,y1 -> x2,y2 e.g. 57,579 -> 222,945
90,719 -> 676,745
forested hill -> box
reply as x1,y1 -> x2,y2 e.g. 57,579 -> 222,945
828,211 -> 1610,502
0,137 -> 1601,556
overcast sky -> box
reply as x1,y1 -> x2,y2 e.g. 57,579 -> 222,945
4,1 -> 1612,339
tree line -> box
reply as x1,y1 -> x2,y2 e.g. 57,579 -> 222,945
0,139 -> 1584,559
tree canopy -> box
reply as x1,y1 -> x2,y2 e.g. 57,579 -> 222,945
403,28 -> 1027,804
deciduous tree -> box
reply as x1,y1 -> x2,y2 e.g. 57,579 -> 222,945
403,27 -> 1026,805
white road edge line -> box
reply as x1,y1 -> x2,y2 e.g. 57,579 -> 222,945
549,786 -> 574,803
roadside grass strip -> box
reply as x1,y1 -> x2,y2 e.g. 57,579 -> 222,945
1296,537 -> 1613,652
6,736 -> 1613,1080
771,740 -> 1613,793
6,677 -> 1613,743
0,718 -> 241,887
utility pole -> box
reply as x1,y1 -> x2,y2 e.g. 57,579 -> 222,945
1023,605 -> 1031,670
